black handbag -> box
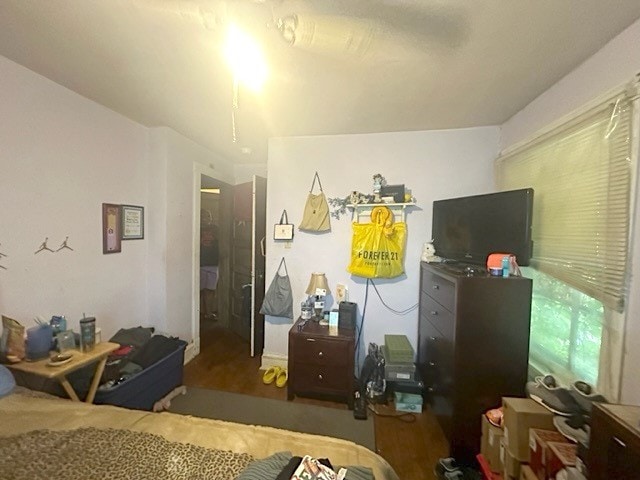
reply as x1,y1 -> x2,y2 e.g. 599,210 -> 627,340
274,210 -> 294,240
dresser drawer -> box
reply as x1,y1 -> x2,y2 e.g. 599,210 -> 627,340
293,364 -> 350,393
291,336 -> 349,367
420,291 -> 454,340
418,319 -> 453,391
421,268 -> 455,310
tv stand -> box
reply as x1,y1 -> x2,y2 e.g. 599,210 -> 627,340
418,262 -> 532,465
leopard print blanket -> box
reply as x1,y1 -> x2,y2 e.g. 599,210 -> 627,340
0,427 -> 254,480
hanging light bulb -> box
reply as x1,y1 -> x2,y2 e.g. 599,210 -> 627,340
223,23 -> 267,92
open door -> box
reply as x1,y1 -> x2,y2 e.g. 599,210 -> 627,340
230,176 -> 266,356
251,176 -> 267,357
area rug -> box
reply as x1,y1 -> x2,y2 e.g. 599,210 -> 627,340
168,387 -> 376,451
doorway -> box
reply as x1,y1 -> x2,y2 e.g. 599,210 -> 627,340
196,174 -> 266,360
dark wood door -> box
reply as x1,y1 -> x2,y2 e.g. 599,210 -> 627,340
229,176 -> 267,356
252,176 -> 267,357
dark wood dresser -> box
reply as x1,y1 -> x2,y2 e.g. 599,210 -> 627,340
288,318 -> 355,409
418,262 -> 532,465
587,403 -> 640,479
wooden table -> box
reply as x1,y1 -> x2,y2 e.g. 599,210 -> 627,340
8,341 -> 119,403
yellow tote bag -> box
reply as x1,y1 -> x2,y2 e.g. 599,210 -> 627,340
348,206 -> 407,279
299,172 -> 331,232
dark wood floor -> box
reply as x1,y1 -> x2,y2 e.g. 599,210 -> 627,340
183,320 -> 449,480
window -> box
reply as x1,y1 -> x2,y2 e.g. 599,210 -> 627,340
496,89 -> 634,399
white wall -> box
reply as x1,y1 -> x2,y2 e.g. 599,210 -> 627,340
0,55 -> 236,349
147,127 -> 234,343
500,18 -> 640,403
235,163 -> 268,185
264,128 -> 499,365
0,56 -> 148,340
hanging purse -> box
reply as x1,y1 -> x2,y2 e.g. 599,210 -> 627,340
259,257 -> 294,319
299,172 -> 331,232
274,210 -> 294,240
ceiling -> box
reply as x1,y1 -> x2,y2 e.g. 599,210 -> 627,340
1,1 -> 639,164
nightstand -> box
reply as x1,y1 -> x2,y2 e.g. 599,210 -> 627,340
287,317 -> 355,409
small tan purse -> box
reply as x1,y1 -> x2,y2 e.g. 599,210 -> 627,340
299,172 -> 331,232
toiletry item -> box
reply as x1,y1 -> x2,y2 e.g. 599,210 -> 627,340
79,316 -> 96,352
502,256 -> 510,278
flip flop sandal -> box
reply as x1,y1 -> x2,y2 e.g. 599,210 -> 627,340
262,366 -> 281,385
275,368 -> 288,388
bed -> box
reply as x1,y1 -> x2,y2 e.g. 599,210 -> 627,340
0,388 -> 399,480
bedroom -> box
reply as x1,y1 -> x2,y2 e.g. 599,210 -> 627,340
1,1 -> 640,479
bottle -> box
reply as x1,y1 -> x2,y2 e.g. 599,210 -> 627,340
502,256 -> 510,278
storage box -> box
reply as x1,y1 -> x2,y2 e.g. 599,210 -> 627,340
93,339 -> 186,410
476,453 -> 504,480
394,391 -> 422,412
519,465 -> 536,480
500,438 -> 523,479
383,335 -> 414,363
546,441 -> 577,479
529,428 -> 567,480
502,397 -> 555,462
382,345 -> 415,381
481,414 -> 505,473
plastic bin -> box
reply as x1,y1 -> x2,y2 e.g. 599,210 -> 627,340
93,339 -> 186,410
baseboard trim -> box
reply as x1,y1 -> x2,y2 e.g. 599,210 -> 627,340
260,352 -> 288,370
184,337 -> 200,364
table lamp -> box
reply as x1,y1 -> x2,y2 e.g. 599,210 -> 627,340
306,272 -> 329,320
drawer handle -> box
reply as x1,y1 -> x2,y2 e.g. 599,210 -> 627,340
427,386 -> 435,393
613,436 -> 627,448
429,336 -> 436,341
429,361 -> 436,367
318,374 -> 323,381
306,338 -> 316,342
430,311 -> 438,316
432,285 -> 440,290
318,351 -> 323,357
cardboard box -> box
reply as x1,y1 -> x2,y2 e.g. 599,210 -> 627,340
546,441 -> 577,479
500,438 -> 523,479
519,465 -> 537,480
481,414 -> 505,473
529,428 -> 567,480
502,397 -> 555,461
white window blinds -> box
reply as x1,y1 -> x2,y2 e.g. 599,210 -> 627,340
496,94 -> 632,312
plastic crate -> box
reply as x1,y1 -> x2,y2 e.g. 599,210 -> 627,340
93,339 -> 186,410
394,391 -> 422,412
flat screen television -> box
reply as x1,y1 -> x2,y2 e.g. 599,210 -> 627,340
432,188 -> 534,266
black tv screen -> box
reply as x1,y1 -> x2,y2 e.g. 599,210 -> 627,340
432,188 -> 534,266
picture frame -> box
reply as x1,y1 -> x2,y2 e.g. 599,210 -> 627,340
102,203 -> 122,254
121,205 -> 144,240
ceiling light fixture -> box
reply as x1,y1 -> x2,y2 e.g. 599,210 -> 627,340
223,23 -> 267,92
201,188 -> 221,194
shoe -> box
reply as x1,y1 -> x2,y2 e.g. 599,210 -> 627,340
262,366 -> 281,385
275,368 -> 288,388
553,414 -> 591,445
526,375 -> 582,416
570,380 -> 607,414
439,457 -> 460,472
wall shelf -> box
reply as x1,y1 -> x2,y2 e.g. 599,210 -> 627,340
348,202 -> 416,222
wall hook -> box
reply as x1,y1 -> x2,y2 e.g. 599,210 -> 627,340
56,236 -> 74,252
35,237 -> 55,254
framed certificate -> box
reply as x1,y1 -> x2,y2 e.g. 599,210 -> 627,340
121,205 -> 144,240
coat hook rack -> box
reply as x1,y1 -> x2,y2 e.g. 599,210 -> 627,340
56,236 -> 74,252
35,237 -> 55,254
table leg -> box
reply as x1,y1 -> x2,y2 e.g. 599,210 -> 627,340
85,356 -> 108,404
59,376 -> 81,402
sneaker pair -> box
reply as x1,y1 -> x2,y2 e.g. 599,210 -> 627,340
434,458 -> 481,480
553,414 -> 591,445
526,375 -> 606,416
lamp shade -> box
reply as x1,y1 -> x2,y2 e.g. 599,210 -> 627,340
306,272 -> 329,295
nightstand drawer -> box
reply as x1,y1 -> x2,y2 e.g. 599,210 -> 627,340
420,291 -> 454,340
294,364 -> 349,392
290,336 -> 349,367
421,268 -> 455,310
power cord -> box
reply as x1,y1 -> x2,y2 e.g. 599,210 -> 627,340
369,279 -> 418,315
366,399 -> 417,423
